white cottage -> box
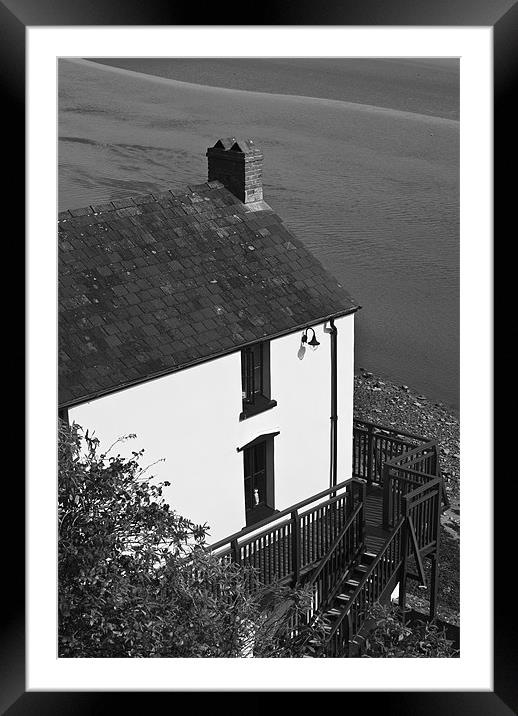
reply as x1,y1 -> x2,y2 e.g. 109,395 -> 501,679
59,138 -> 445,653
58,137 -> 359,542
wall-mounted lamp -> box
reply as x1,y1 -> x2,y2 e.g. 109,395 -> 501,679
302,327 -> 320,350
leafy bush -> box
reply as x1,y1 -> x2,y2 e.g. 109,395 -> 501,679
361,603 -> 459,658
58,421 -> 323,658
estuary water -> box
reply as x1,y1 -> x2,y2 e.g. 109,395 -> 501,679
58,58 -> 459,409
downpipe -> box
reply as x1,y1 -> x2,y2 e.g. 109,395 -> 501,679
328,319 -> 338,489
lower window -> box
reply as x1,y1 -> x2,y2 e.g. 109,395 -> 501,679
241,433 -> 278,526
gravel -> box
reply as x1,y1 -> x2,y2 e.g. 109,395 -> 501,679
354,368 -> 460,626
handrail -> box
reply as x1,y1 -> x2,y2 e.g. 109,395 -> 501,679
352,419 -> 436,491
325,462 -> 442,653
387,441 -> 437,467
294,498 -> 364,634
353,418 -> 430,444
309,501 -> 363,588
354,429 -> 413,449
386,464 -> 437,481
210,477 -> 352,553
307,420 -> 445,654
407,514 -> 427,586
234,515 -> 293,551
383,443 -> 440,529
298,487 -> 351,520
402,475 -> 441,499
326,517 -> 406,643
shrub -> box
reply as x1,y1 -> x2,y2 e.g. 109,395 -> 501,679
362,603 -> 459,658
58,421 -> 323,657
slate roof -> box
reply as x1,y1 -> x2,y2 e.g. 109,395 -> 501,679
59,181 -> 358,407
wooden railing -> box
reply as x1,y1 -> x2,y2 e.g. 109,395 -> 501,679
382,442 -> 444,530
280,489 -> 366,643
317,419 -> 448,656
306,482 -> 366,619
325,517 -> 406,657
404,478 -> 442,555
353,418 -> 447,529
353,420 -> 428,488
210,478 -> 365,588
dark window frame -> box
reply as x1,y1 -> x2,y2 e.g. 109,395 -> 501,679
240,341 -> 277,420
241,433 -> 278,526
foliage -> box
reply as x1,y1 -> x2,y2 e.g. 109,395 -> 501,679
58,421 -> 324,658
361,603 -> 459,658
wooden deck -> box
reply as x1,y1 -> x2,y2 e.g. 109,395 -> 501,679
217,484 -> 388,587
211,479 -> 365,588
234,500 -> 363,585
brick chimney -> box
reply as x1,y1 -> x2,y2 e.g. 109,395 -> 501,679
206,137 -> 263,203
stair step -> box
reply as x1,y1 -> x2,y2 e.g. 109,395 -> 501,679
363,550 -> 377,562
336,593 -> 351,602
327,608 -> 342,617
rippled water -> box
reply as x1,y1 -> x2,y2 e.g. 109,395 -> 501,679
58,59 -> 459,409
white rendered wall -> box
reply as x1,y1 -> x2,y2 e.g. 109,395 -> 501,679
69,314 -> 355,543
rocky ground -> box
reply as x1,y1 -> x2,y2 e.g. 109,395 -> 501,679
354,368 -> 460,626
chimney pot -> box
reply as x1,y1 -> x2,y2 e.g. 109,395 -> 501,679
207,137 -> 263,204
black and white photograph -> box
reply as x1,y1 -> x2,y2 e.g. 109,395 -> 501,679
15,15 -> 500,707
57,56 -> 461,659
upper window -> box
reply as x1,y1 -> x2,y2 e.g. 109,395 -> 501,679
240,341 -> 277,420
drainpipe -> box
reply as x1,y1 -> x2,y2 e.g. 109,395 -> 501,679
329,319 -> 338,489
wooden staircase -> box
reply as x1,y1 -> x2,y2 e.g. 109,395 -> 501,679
313,548 -> 377,649
311,422 -> 446,657
211,419 -> 447,657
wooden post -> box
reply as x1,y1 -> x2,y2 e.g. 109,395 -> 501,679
435,448 -> 451,511
231,538 -> 240,565
430,479 -> 442,619
431,445 -> 438,476
367,424 -> 374,489
398,496 -> 409,623
429,554 -> 439,620
345,613 -> 352,658
382,464 -> 391,530
291,510 -> 301,586
360,480 -> 367,541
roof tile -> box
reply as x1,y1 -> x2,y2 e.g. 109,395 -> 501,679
59,183 -> 358,406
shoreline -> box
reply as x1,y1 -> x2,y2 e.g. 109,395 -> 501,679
354,368 -> 460,626
76,59 -> 458,127
90,57 -> 460,122
354,367 -> 459,419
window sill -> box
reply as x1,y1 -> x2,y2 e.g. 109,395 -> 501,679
245,505 -> 278,527
239,398 -> 277,421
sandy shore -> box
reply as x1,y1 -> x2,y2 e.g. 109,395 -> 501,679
91,57 -> 459,121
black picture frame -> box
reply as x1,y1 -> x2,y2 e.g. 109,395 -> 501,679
9,0 -> 507,712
